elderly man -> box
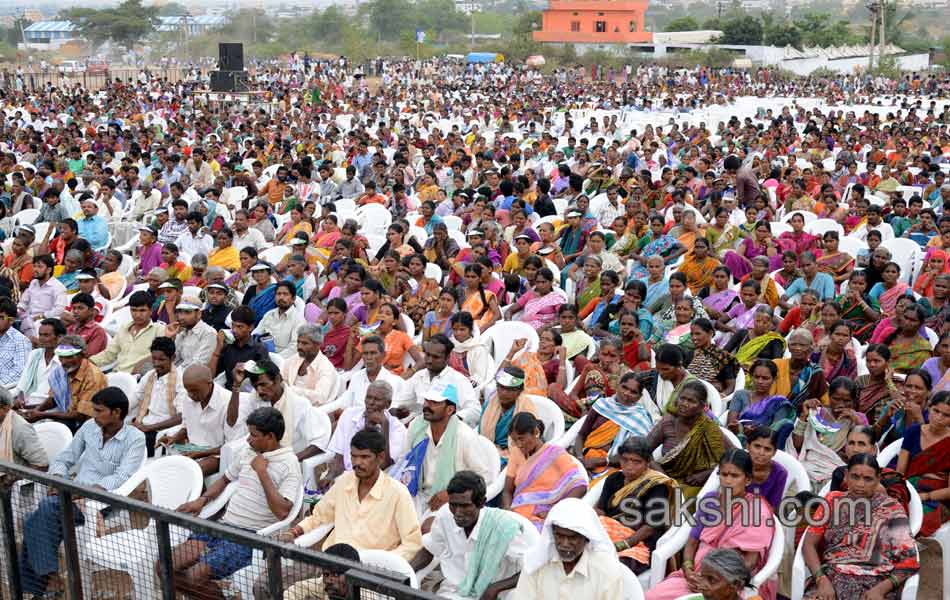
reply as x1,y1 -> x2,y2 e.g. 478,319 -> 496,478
254,281 -> 307,358
0,387 -> 49,480
323,380 -> 406,483
158,364 -> 234,476
336,335 -> 406,410
166,295 -> 217,370
513,498 -> 626,599
77,198 -> 109,250
20,387 -> 146,596
411,471 -> 537,600
25,335 -> 108,433
14,318 -> 65,408
130,337 -> 187,456
17,254 -> 68,338
280,324 -> 338,407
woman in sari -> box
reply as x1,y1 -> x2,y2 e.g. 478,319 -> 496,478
55,250 -> 83,293
578,270 -> 622,327
529,329 -> 568,390
650,273 -> 707,334
923,274 -> 950,332
744,256 -> 781,310
922,333 -> 950,394
207,229 -> 240,271
401,253 -> 441,332
857,344 -> 902,423
868,261 -> 911,319
914,249 -> 950,298
548,337 -> 630,423
574,255 -> 603,310
897,391 -> 950,536
574,373 -> 654,483
503,412 -> 588,530
645,449 -> 775,600
629,215 -> 687,280
370,303 -> 422,377
617,310 -> 651,372
733,308 -> 786,368
652,296 -> 696,349
4,235 -> 33,290
813,320 -> 858,382
885,304 -> 933,374
646,381 -> 730,498
688,318 -> 740,395
311,214 -> 342,266
829,425 -> 910,510
718,280 -> 768,349
321,298 -> 357,370
777,212 -> 821,258
677,237 -> 720,295
448,311 -> 493,389
837,270 -> 881,342
727,359 -> 783,433
773,251 -> 802,289
275,205 -> 313,245
701,266 -> 739,321
816,231 -> 854,288
771,328 -> 829,410
459,263 -> 501,332
746,427 -> 789,510
422,288 -> 456,342
506,267 -> 564,330
706,206 -> 741,257
722,220 -> 780,280
789,377 -> 869,491
874,369 -> 933,449
803,454 -> 918,600
557,209 -> 587,264
243,263 -> 277,325
596,437 -> 674,574
641,255 -> 670,309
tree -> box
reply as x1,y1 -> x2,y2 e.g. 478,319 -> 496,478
664,16 -> 700,32
61,0 -> 159,51
156,2 -> 189,16
761,12 -> 801,48
794,11 -> 858,47
717,15 -> 762,45
366,0 -> 413,42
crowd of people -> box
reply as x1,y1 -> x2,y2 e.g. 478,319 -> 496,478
0,56 -> 949,600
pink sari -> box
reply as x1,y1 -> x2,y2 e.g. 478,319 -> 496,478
879,282 -> 910,317
517,292 -> 565,329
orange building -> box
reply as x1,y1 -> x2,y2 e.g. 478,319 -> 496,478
532,0 -> 653,45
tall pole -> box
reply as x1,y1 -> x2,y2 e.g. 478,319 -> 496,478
879,0 -> 886,65
868,2 -> 877,71
470,1 -> 475,50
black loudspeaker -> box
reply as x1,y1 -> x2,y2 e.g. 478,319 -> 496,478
210,70 -> 249,92
219,43 -> 244,72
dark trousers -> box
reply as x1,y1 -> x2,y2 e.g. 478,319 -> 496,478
20,496 -> 86,594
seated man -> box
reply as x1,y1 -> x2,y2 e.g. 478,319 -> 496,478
0,298 -> 32,389
398,334 -> 480,426
20,387 -> 146,595
0,387 -> 50,482
158,364 -> 235,476
254,281 -> 307,358
25,336 -> 108,433
280,324 -> 338,406
513,498 -> 626,599
130,337 -> 187,456
77,198 -> 109,250
278,543 -> 361,600
281,429 -> 422,560
64,293 -> 108,356
91,291 -> 166,374
411,471 -> 537,600
393,382 -> 497,523
479,366 -> 538,466
166,295 -> 217,370
17,254 -> 67,339
14,318 -> 65,408
336,335 -> 406,410
169,407 -> 301,598
210,306 -> 269,390
201,282 -> 232,330
323,380 -> 406,484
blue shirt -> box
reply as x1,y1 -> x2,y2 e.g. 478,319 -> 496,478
49,420 -> 146,490
78,215 -> 109,249
785,272 -> 835,301
0,326 -> 32,386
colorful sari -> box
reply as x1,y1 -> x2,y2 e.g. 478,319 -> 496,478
903,430 -> 950,536
678,255 -> 720,294
510,351 -> 551,396
517,291 -> 565,330
722,238 -> 774,279
558,225 -> 586,257
657,415 -> 725,498
777,230 -> 820,256
208,246 -> 240,271
813,349 -> 857,382
702,289 -> 738,317
688,344 -> 739,387
838,293 -> 880,341
581,396 -> 654,482
804,491 -> 918,600
736,333 -> 786,370
876,282 -> 911,317
480,393 -> 537,465
461,288 -> 498,332
769,358 -> 828,409
549,362 -> 630,421
402,277 -> 440,331
510,443 -> 587,530
856,374 -> 892,421
707,223 -> 741,256
630,234 -> 680,279
887,335 -> 932,373
598,470 -> 676,565
248,283 -> 277,325
817,251 -> 854,283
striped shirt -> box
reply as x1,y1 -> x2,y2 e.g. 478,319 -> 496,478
49,421 -> 146,491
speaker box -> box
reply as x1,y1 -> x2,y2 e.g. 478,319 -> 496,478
218,42 -> 244,72
210,70 -> 249,93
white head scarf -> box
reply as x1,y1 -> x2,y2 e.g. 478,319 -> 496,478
522,498 -> 616,575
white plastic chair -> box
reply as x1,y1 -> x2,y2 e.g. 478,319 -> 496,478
525,394 -> 566,443
259,244 -> 291,266
84,456 -> 204,600
480,321 -> 540,366
15,208 -> 40,226
554,414 -> 588,449
621,565 -> 646,600
880,238 -> 921,284
107,372 -> 139,421
804,218 -> 844,237
424,262 -> 442,283
34,421 -> 73,462
441,215 -> 463,231
355,203 -> 392,236
877,438 -> 903,468
781,210 -> 818,225
583,476 -> 605,507
102,305 -> 132,337
360,549 -> 420,588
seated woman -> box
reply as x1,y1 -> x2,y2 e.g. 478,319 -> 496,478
628,214 -> 687,280
884,303 -> 934,374
645,449 -> 776,600
370,303 -> 422,377
243,263 -> 277,324
596,279 -> 654,341
557,304 -> 595,361
275,205 -> 312,245
727,359 -> 792,437
746,427 -> 788,510
802,454 -> 918,600
829,425 -> 909,511
504,267 -> 564,330
772,328 -> 829,408
207,228 -> 240,271
687,318 -> 740,396
717,280 -> 768,348
897,391 -> 950,536
875,369 -> 933,448
639,343 -> 699,418
641,255 -> 670,310
578,269 -> 622,328
722,219 -> 780,281
742,255 -> 782,309
650,296 -> 696,347
836,269 -> 881,342
813,319 -> 858,382
922,332 -> 950,393
573,372 -> 654,482
459,263 -> 501,332
422,288 -> 456,342
617,310 -> 651,372
646,380 -> 731,498
160,242 -> 192,284
677,237 -> 720,295
448,311 -> 493,389
548,337 -> 630,423
868,261 -> 911,319
788,377 -> 869,491
56,249 -> 83,293
732,306 -> 785,367
701,266 -> 739,321
773,250 -> 802,289
596,437 -> 675,575
857,344 -> 902,423
321,298 -> 357,370
816,230 -> 854,289
502,412 -> 588,531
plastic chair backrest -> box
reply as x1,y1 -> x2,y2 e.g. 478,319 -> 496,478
584,477 -> 605,507
482,321 -> 540,365
474,435 -> 502,478
525,394 -> 566,443
359,550 -> 419,589
878,438 -> 903,468
107,372 -> 137,404
621,563 -> 645,600
34,422 -> 73,463
145,456 -> 204,509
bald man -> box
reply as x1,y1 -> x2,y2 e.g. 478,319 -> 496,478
157,364 -> 234,475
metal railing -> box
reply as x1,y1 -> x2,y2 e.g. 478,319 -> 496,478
0,67 -> 208,92
0,461 -> 441,600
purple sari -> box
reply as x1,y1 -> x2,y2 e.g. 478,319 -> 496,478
703,289 -> 738,315
749,462 -> 789,510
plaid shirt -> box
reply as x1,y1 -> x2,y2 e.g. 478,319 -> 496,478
0,326 -> 32,387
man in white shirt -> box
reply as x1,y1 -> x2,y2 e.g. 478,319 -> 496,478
411,471 -> 537,600
14,318 -> 64,408
398,334 -> 480,427
324,380 -> 406,482
279,324 -> 338,407
175,211 -> 214,260
594,185 -> 625,228
232,209 -> 266,251
514,498 -> 626,599
337,335 -> 405,410
158,364 -> 234,476
184,148 -> 215,190
166,296 -> 217,370
254,282 -> 307,359
130,336 -> 187,456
